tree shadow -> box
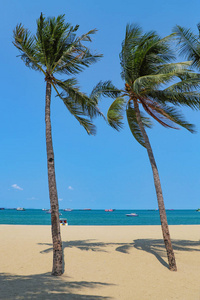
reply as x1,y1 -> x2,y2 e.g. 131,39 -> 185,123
39,238 -> 200,271
39,240 -> 108,254
115,239 -> 200,269
0,272 -> 113,300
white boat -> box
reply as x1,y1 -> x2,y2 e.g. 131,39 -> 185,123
63,208 -> 72,212
16,207 -> 25,211
126,213 -> 138,217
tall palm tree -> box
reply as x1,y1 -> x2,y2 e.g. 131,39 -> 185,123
92,24 -> 200,271
173,23 -> 200,69
13,13 -> 102,276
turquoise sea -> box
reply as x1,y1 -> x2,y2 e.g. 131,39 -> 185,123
0,209 -> 199,225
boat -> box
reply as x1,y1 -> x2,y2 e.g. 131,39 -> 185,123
60,218 -> 68,226
63,208 -> 73,212
16,207 -> 25,211
42,208 -> 48,211
126,213 -> 138,217
105,209 -> 114,212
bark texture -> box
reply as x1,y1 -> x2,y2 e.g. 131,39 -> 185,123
134,101 -> 177,271
45,80 -> 63,276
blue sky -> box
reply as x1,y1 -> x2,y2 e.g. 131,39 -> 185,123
0,0 -> 200,209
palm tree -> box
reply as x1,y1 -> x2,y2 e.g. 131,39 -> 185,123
13,13 -> 102,276
92,24 -> 200,271
173,23 -> 200,69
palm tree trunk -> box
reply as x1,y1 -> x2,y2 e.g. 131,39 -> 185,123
134,101 -> 177,271
45,80 -> 63,276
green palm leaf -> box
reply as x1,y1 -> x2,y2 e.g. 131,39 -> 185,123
55,79 -> 103,119
107,97 -> 126,130
120,26 -> 175,82
60,95 -> 96,135
13,24 -> 44,73
153,103 -> 195,133
90,81 -> 122,102
173,25 -> 200,69
155,61 -> 192,74
133,72 -> 177,94
126,103 -> 152,148
148,89 -> 200,110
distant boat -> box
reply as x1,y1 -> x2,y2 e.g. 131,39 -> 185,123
105,209 -> 114,212
83,208 -> 91,211
42,208 -> 48,211
126,213 -> 138,217
60,218 -> 68,226
16,207 -> 25,211
63,208 -> 73,212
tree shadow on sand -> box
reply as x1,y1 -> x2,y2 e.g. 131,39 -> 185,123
39,238 -> 200,270
116,239 -> 200,269
0,272 -> 112,300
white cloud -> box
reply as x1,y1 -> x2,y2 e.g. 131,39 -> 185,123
11,184 -> 23,191
68,186 -> 74,190
58,198 -> 63,201
27,197 -> 37,200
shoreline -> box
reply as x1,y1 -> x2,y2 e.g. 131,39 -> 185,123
0,225 -> 199,299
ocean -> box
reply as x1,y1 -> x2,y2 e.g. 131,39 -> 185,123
0,209 -> 199,226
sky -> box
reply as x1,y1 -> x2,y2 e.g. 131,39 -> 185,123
0,0 -> 200,209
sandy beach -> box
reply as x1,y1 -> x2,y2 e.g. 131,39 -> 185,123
0,225 -> 199,299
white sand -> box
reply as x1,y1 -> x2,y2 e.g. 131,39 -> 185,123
0,225 -> 199,299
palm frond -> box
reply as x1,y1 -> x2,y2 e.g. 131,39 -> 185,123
59,94 -> 96,135
126,102 -> 152,148
147,89 -> 200,110
173,25 -> 200,69
52,26 -> 102,74
140,98 -> 177,129
14,13 -> 102,74
13,24 -> 44,73
107,97 -> 126,130
90,81 -> 122,103
165,72 -> 200,92
133,72 -> 177,94
77,28 -> 98,43
120,27 -> 175,82
155,61 -> 192,74
36,13 -> 77,70
153,103 -> 195,133
55,79 -> 104,119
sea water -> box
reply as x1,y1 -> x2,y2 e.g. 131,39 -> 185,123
0,209 -> 199,225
